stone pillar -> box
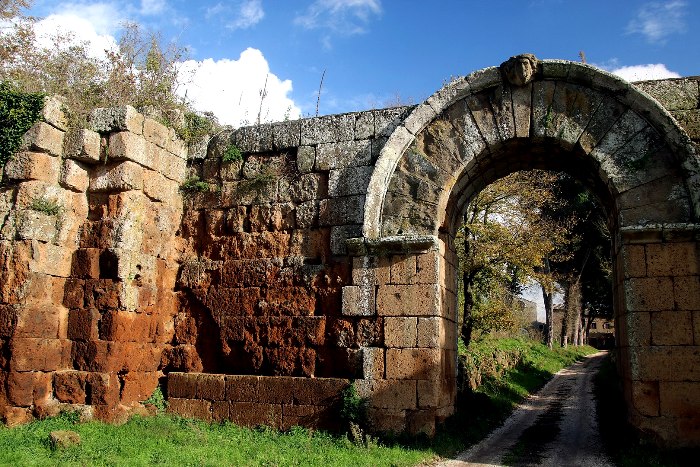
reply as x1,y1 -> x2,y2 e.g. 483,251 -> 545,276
343,235 -> 458,436
616,224 -> 700,446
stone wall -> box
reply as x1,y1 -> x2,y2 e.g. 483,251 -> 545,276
0,66 -> 698,446
0,102 -> 186,424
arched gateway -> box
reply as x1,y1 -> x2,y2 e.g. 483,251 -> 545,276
2,55 -> 698,447
343,55 -> 700,444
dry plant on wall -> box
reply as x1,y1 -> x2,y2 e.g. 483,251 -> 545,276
0,4 -> 199,133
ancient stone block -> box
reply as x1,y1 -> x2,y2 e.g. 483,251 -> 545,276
674,276 -> 700,310
621,244 -> 646,278
315,140 -> 372,170
225,375 -> 260,402
660,381 -> 700,418
301,114 -> 355,145
297,146 -> 316,173
356,378 -> 416,410
319,196 -> 365,226
4,151 -> 60,182
11,338 -> 68,371
384,317 -> 417,348
367,407 -> 406,433
630,346 -> 700,381
15,304 -> 63,339
330,224 -> 362,255
672,110 -> 700,140
376,284 -> 441,317
272,119 -> 301,149
143,118 -> 169,149
341,285 -> 375,316
407,409 -> 436,437
64,129 -> 101,164
168,372 -> 198,399
196,374 -> 226,401
328,166 -> 373,197
120,371 -> 159,403
417,317 -> 442,348
59,158 -> 89,192
230,401 -> 282,428
651,311 -> 694,346
417,380 -> 440,409
234,124 -> 274,153
362,347 -> 385,379
167,398 -> 212,421
624,277 -> 674,312
21,121 -> 64,156
53,370 -> 89,404
41,95 -> 68,130
634,78 -> 699,111
89,161 -> 144,192
89,106 -> 144,134
15,210 -> 58,243
385,348 -> 441,380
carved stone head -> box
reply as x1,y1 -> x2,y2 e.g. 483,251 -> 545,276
500,54 -> 539,86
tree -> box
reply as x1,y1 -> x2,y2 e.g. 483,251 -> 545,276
458,170 -> 570,347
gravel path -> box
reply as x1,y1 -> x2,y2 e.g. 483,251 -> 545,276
436,351 -> 613,467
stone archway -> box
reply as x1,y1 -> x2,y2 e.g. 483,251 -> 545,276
350,55 -> 700,445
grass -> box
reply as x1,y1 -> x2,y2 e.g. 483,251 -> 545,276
29,196 -> 62,216
594,355 -> 700,467
0,338 -> 597,466
0,413 -> 427,466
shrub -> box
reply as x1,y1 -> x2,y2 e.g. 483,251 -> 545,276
143,386 -> 167,413
222,144 -> 242,163
0,81 -> 44,167
180,176 -> 211,193
29,196 -> 61,216
177,112 -> 215,147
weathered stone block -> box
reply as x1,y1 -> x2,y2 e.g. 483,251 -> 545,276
15,210 -> 58,243
272,119 -> 301,149
89,161 -> 144,192
301,114 -> 355,145
225,375 -> 260,402
385,348 -> 441,380
362,347 -> 385,379
168,372 -> 198,399
59,158 -> 89,192
672,109 -> 700,140
631,380 -> 660,417
660,381 -> 700,418
651,311 -> 694,345
621,244 -> 646,278
28,241 -> 73,277
41,95 -> 68,130
167,398 -> 212,421
4,151 -> 60,182
674,276 -> 700,310
143,118 -> 169,149
328,166 -> 373,197
296,145 -> 316,173
384,317 -> 417,348
376,284 -> 441,317
89,106 -> 144,134
367,407 -> 406,433
67,307 -> 100,341
630,346 -> 700,381
21,121 -> 64,156
417,317 -> 442,348
407,409 -> 436,437
319,196 -> 365,226
7,370 -> 51,406
330,224 -> 362,255
15,304 -> 64,339
341,285 -> 375,316
11,338 -> 69,371
356,378 -> 416,410
315,140 -> 372,170
196,374 -> 226,401
230,401 -> 282,428
417,380 -> 440,409
120,371 -> 158,403
64,129 -> 101,164
634,79 -> 699,110
108,131 -> 151,168
624,277 -> 674,312
53,370 -> 89,404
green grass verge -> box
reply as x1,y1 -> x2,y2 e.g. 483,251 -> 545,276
594,355 -> 700,467
0,338 -> 597,466
0,412 -> 427,466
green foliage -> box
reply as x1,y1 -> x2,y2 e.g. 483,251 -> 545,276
179,176 -> 211,193
29,196 -> 61,216
0,81 -> 44,167
143,386 -> 167,413
0,414 -> 428,466
222,143 -> 243,162
340,383 -> 368,427
177,112 -> 214,146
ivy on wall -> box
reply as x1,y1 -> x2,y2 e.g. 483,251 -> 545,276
0,81 -> 44,168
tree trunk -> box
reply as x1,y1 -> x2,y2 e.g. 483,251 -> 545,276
561,280 -> 570,348
542,258 -> 554,349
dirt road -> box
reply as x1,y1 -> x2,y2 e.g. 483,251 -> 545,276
437,351 -> 613,467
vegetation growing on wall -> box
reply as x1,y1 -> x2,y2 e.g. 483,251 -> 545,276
0,81 -> 44,167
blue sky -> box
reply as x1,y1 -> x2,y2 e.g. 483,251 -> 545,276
26,0 -> 699,126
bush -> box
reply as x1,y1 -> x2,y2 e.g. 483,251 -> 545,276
222,144 -> 242,163
29,196 -> 61,216
0,81 -> 44,167
180,176 -> 211,193
143,387 -> 167,413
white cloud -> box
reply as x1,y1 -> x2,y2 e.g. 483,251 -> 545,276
140,0 -> 167,16
295,0 -> 382,35
33,4 -> 122,59
610,63 -> 681,82
207,0 -> 264,30
626,1 -> 687,43
178,48 -> 301,126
